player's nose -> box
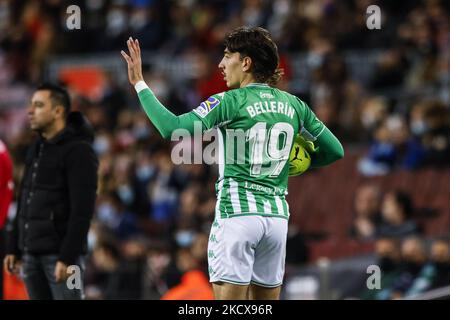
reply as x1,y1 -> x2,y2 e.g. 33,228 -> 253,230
218,58 -> 225,69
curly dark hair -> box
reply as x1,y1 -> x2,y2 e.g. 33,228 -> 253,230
224,26 -> 283,86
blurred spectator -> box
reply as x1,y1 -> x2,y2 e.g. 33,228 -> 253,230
349,184 -> 382,241
405,239 -> 450,297
99,72 -> 128,130
172,217 -> 197,249
359,96 -> 389,136
378,190 -> 421,238
285,224 -> 309,266
358,115 -> 427,176
358,117 -> 398,176
420,101 -> 450,167
85,240 -> 121,300
160,247 -> 213,300
142,240 -> 180,299
149,150 -> 179,226
129,4 -> 165,50
370,48 -> 409,92
87,236 -> 149,300
310,53 -> 349,134
360,237 -> 403,300
96,192 -> 140,240
389,237 -> 428,299
190,232 -> 209,274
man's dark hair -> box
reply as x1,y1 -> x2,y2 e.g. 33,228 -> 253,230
224,26 -> 282,86
393,190 -> 413,218
36,83 -> 71,117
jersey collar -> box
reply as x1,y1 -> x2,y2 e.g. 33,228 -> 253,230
246,83 -> 270,88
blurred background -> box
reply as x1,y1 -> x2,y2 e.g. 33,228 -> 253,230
0,0 -> 449,300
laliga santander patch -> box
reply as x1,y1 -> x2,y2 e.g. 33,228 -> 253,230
193,96 -> 221,118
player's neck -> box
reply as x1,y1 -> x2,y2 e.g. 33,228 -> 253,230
239,75 -> 258,88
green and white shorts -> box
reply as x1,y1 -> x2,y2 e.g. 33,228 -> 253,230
207,215 -> 288,288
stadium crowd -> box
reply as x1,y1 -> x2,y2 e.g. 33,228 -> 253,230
0,0 -> 449,299
359,236 -> 450,299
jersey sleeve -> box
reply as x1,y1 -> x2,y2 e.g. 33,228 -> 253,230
296,98 -> 344,167
192,91 -> 238,130
137,87 -> 206,139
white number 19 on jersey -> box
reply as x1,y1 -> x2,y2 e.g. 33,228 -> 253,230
247,122 -> 294,177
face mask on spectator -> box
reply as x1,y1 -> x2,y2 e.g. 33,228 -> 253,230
88,229 -> 98,251
98,203 -> 116,217
107,8 -> 127,36
93,136 -> 110,155
97,203 -> 120,228
175,230 -> 195,248
411,120 -> 428,136
136,164 -> 155,181
133,125 -> 151,140
307,52 -> 325,69
117,184 -> 134,205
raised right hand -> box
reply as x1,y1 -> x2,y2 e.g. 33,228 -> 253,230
121,37 -> 144,86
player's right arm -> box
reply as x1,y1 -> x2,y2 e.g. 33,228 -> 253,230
297,99 -> 344,168
121,37 -> 233,139
121,37 -> 205,139
133,85 -> 206,139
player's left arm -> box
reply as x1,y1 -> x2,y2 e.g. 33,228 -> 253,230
298,100 -> 344,168
310,127 -> 344,168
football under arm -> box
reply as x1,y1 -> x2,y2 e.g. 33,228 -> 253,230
309,126 -> 344,168
136,81 -> 205,139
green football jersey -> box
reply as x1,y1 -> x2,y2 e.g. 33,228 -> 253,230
192,83 -> 325,220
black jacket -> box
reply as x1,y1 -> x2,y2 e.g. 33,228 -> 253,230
6,112 -> 98,265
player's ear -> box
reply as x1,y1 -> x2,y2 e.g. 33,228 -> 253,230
242,56 -> 252,72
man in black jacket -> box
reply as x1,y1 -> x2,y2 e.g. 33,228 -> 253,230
3,84 -> 98,299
